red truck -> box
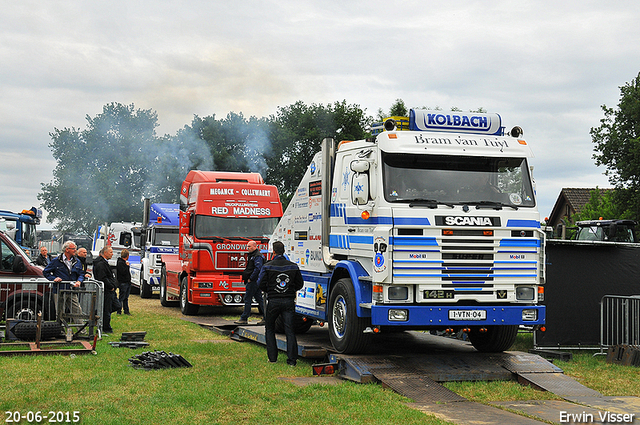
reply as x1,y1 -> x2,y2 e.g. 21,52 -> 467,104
160,171 -> 283,315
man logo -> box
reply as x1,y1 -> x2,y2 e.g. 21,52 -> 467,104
275,273 -> 290,293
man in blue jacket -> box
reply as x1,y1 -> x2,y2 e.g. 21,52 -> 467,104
43,240 -> 85,324
258,241 -> 304,366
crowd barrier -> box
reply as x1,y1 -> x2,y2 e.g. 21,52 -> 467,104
600,295 -> 640,354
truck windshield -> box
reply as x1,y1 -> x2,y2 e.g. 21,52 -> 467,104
382,153 -> 536,208
194,216 -> 280,239
153,227 -> 180,246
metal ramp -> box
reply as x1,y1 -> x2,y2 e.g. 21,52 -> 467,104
194,321 -> 640,423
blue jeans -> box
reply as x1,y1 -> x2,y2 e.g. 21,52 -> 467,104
264,297 -> 297,365
240,280 -> 264,321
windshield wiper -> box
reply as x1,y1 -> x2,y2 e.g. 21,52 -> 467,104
463,201 -> 518,210
395,198 -> 455,209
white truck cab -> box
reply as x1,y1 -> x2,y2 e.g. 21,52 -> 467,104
272,109 -> 546,353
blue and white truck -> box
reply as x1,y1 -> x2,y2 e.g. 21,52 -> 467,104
131,201 -> 180,299
270,109 -> 546,354
0,207 -> 42,258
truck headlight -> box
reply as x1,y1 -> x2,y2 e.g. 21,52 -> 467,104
388,309 -> 409,321
199,282 -> 213,288
522,309 -> 537,321
388,286 -> 408,301
516,286 -> 534,300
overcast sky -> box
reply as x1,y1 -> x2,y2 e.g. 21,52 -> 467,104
2,1 -> 640,229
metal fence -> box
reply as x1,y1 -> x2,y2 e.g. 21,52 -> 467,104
1,279 -> 104,340
600,295 -> 640,354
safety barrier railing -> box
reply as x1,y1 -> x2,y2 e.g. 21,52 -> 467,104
56,279 -> 104,338
600,295 -> 640,355
1,279 -> 57,322
1,279 -> 104,340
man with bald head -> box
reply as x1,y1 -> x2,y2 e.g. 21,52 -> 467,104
235,240 -> 265,325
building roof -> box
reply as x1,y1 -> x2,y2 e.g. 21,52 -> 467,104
547,188 -> 613,226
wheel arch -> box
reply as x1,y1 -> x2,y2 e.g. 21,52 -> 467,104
328,260 -> 371,318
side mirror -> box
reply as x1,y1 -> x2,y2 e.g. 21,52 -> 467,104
180,212 -> 191,235
351,172 -> 370,206
12,255 -> 27,274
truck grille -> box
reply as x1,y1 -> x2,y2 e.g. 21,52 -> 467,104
392,229 -> 539,290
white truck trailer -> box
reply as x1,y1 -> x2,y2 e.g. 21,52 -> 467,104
131,201 -> 180,298
270,109 -> 546,354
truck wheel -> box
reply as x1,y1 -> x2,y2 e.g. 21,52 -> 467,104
12,321 -> 63,341
160,266 -> 178,307
468,325 -> 518,352
274,315 -> 313,334
328,278 -> 371,354
140,277 -> 152,299
6,296 -> 42,321
180,277 -> 199,316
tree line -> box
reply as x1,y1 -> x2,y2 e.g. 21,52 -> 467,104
39,100 -> 374,234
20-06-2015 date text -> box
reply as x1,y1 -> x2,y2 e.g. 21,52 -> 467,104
5,411 -> 80,423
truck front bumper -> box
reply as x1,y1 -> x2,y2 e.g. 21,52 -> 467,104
370,305 -> 545,327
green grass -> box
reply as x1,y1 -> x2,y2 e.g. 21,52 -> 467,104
0,297 -> 450,425
2,300 -> 639,424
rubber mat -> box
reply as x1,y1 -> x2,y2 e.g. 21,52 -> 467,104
518,372 -> 603,398
373,372 -> 466,403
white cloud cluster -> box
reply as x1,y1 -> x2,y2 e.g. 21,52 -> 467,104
1,0 -> 640,223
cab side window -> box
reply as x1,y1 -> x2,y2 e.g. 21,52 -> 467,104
1,240 -> 16,271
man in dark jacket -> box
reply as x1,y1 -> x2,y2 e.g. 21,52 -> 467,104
258,241 -> 304,366
235,240 -> 265,325
116,249 -> 132,315
43,241 -> 84,324
35,246 -> 53,266
93,246 -> 117,334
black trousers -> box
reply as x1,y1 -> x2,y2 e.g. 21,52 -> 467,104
264,297 -> 297,365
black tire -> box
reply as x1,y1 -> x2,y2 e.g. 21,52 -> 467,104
160,266 -> 178,307
12,321 -> 63,341
274,314 -> 313,334
6,295 -> 43,321
140,275 -> 152,299
328,278 -> 371,354
180,277 -> 199,316
468,325 -> 518,352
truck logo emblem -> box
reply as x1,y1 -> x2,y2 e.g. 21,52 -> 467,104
435,216 -> 500,226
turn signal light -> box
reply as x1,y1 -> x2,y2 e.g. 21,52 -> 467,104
483,230 -> 493,236
443,229 -> 454,236
361,211 -> 370,220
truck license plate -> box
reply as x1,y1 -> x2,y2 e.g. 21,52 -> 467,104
448,310 -> 487,321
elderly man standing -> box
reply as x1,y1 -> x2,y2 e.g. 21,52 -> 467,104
43,241 -> 84,325
93,246 -> 118,334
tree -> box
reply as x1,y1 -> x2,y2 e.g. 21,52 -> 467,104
591,72 -> 640,220
39,103 -> 211,234
572,188 -> 625,222
377,98 -> 408,121
266,100 -> 371,207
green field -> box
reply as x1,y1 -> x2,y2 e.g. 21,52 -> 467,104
1,296 -> 637,425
